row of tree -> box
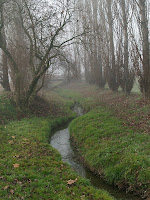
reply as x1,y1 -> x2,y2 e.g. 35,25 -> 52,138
72,0 -> 150,98
0,0 -> 150,110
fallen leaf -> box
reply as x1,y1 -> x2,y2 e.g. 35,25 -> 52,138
11,136 -> 16,139
17,181 -> 22,185
13,155 -> 20,158
10,189 -> 14,194
9,140 -> 14,144
67,178 -> 77,185
22,142 -> 29,145
80,195 -> 85,200
13,164 -> 20,168
28,179 -> 32,183
23,138 -> 29,141
3,186 -> 9,190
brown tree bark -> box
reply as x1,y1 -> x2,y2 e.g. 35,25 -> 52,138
106,0 -> 119,91
120,0 -> 129,95
1,3 -> 10,91
0,3 -> 21,107
139,0 -> 150,99
2,52 -> 11,91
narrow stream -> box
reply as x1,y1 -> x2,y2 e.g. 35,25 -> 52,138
50,105 -> 141,200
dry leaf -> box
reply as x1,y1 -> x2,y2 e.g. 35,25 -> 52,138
22,142 -> 29,145
9,140 -> 14,144
13,163 -> 20,168
80,195 -> 85,200
17,181 -> 22,185
13,155 -> 20,158
28,179 -> 32,183
3,186 -> 9,190
10,189 -> 14,194
67,178 -> 77,185
23,138 -> 29,141
11,136 -> 16,139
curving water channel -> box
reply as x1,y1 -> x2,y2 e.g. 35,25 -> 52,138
50,105 -> 141,200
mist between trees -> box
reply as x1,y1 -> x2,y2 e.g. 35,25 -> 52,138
0,0 -> 150,109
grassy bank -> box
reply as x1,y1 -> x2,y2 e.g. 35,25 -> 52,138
56,88 -> 96,112
69,108 -> 150,198
0,93 -> 17,123
0,91 -> 115,200
57,82 -> 150,133
55,83 -> 150,198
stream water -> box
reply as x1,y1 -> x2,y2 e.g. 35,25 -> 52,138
50,105 -> 141,200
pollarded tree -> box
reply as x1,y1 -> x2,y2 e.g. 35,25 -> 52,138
116,0 -> 135,95
129,0 -> 150,98
137,0 -> 150,99
105,0 -> 120,91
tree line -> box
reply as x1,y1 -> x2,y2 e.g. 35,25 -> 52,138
72,0 -> 150,98
0,0 -> 150,110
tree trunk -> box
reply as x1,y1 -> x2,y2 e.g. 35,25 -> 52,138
120,0 -> 129,95
25,67 -> 47,107
2,50 -> 11,91
91,0 -> 100,86
139,0 -> 150,99
1,4 -> 10,91
0,4 -> 21,107
106,0 -> 119,91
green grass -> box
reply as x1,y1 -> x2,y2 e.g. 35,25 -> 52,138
69,108 -> 150,197
0,92 -> 115,200
0,94 -> 17,123
56,88 -> 96,112
0,117 -> 115,200
56,85 -> 150,197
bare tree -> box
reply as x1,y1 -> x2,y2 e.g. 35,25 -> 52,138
0,0 -> 82,109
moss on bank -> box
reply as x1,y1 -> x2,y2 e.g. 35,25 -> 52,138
0,92 -> 115,200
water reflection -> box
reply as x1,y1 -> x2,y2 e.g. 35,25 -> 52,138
51,128 -> 86,177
